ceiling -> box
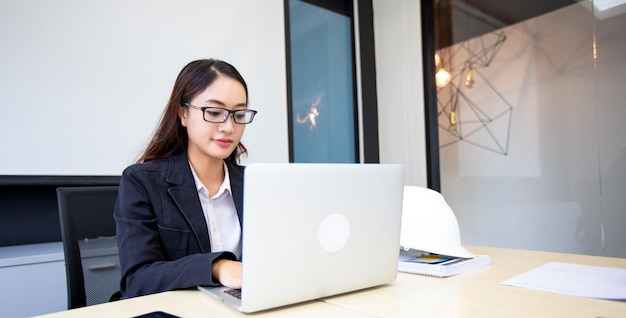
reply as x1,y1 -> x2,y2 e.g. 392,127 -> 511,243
435,0 -> 577,48
453,0 -> 576,26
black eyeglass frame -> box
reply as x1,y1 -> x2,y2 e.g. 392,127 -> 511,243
184,103 -> 258,124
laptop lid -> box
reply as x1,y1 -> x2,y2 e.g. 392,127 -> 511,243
200,163 -> 404,313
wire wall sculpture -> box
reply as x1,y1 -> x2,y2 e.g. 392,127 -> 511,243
437,31 -> 513,156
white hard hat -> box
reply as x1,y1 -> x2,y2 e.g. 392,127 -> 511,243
400,186 -> 475,258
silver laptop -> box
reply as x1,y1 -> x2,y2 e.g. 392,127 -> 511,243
198,163 -> 404,313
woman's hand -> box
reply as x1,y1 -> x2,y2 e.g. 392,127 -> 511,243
212,259 -> 242,289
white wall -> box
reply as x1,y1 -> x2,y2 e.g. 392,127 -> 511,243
0,1 -> 288,316
372,0 -> 428,187
0,0 -> 428,181
0,0 -> 289,176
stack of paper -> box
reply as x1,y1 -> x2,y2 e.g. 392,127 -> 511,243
501,262 -> 626,300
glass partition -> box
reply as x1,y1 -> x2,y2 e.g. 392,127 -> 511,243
287,0 -> 358,163
434,0 -> 626,257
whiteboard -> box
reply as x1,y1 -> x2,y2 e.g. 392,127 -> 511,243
0,0 -> 289,176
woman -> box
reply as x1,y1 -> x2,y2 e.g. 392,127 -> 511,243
114,59 -> 257,298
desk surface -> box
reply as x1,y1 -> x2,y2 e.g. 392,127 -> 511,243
36,246 -> 626,318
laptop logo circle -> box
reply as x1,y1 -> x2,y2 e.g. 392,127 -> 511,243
318,213 -> 350,252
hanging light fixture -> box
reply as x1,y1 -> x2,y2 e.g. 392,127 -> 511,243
434,0 -> 453,88
465,64 -> 475,88
436,66 -> 452,88
448,108 -> 457,134
435,53 -> 452,87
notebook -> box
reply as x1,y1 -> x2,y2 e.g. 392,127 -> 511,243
398,248 -> 491,277
198,163 -> 405,313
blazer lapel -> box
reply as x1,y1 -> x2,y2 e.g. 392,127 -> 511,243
226,160 -> 245,225
166,152 -> 211,253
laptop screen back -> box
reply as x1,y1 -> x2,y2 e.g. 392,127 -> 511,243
238,163 -> 404,312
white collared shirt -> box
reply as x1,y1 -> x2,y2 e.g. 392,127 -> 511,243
190,162 -> 242,259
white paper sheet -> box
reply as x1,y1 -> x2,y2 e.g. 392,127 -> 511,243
501,262 -> 626,300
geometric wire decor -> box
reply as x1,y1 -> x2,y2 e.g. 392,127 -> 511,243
437,31 -> 513,155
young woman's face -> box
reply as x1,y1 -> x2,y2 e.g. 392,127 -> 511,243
180,75 -> 248,163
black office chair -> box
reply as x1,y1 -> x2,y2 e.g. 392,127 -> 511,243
57,186 -> 121,309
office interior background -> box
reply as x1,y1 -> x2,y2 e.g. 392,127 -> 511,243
432,0 -> 626,259
0,0 -> 624,316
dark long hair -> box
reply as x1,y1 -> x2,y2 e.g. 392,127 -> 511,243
139,59 -> 249,163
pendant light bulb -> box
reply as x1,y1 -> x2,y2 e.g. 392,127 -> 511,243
436,68 -> 452,87
465,66 -> 475,88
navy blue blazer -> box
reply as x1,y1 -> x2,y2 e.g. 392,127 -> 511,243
114,151 -> 244,298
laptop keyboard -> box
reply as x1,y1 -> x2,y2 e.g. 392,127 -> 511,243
224,288 -> 242,299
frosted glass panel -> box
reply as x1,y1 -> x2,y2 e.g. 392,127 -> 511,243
435,1 -> 626,257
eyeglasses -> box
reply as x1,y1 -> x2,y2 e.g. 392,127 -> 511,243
184,103 -> 257,124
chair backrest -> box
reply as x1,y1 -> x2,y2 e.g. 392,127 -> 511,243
57,186 -> 120,309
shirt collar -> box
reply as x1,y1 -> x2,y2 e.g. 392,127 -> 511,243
189,161 -> 232,196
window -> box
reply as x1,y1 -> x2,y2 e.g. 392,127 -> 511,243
286,0 -> 378,163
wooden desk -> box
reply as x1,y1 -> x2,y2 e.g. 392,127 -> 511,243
323,246 -> 626,317
33,290 -> 369,318
36,246 -> 626,318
